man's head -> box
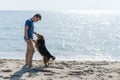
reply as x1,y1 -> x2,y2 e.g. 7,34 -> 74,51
32,14 -> 41,22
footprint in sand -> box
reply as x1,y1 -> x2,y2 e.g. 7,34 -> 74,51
68,69 -> 94,76
108,75 -> 113,78
0,75 -> 3,78
68,71 -> 82,75
49,65 -> 64,69
3,77 -> 10,79
55,66 -> 64,69
41,70 -> 53,72
1,69 -> 12,72
44,73 -> 54,76
43,71 -> 58,76
59,76 -> 68,78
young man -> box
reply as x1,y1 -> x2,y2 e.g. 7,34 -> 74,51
24,14 -> 41,68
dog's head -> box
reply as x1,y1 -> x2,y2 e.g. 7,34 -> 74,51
37,34 -> 44,40
36,34 -> 45,46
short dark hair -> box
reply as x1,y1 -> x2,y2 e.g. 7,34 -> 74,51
34,14 -> 41,20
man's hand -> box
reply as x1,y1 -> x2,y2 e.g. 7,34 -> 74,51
33,32 -> 40,38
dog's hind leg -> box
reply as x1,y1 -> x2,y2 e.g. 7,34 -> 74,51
46,58 -> 51,66
43,57 -> 48,67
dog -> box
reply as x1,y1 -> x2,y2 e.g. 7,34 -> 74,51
32,32 -> 55,66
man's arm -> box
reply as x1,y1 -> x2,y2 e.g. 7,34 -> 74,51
33,32 -> 39,36
24,26 -> 29,40
33,32 -> 43,38
24,26 -> 31,44
33,31 -> 38,35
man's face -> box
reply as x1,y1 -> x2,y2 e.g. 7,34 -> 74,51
33,17 -> 41,22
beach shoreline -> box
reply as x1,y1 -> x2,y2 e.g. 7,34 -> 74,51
0,59 -> 120,80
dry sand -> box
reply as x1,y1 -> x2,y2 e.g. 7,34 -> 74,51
0,59 -> 120,80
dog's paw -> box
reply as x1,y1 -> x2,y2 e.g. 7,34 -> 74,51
52,56 -> 56,61
44,64 -> 49,68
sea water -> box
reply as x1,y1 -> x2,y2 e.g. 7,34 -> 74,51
0,11 -> 120,61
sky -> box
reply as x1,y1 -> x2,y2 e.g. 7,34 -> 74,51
0,0 -> 120,11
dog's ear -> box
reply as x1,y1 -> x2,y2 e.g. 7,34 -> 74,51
39,34 -> 44,39
41,35 -> 44,39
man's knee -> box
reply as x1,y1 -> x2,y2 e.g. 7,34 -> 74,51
27,44 -> 35,54
31,49 -> 35,53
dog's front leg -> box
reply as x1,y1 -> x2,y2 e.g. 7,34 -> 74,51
32,40 -> 38,49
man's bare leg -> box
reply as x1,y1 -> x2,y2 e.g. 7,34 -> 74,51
27,41 -> 35,67
25,45 -> 30,66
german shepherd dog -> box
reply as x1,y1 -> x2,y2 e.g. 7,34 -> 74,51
33,32 -> 55,66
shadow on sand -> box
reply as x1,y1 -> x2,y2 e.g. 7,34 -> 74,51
9,66 -> 46,80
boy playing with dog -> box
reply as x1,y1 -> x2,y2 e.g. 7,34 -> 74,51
24,14 -> 41,68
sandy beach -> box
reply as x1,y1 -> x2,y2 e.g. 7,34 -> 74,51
0,59 -> 120,80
